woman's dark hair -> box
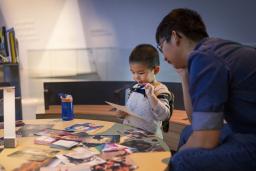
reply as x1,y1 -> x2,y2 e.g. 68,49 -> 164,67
129,44 -> 160,69
156,8 -> 209,45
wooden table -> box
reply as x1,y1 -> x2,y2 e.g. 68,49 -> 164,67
0,119 -> 170,171
37,105 -> 191,151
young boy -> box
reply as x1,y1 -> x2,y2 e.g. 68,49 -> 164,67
120,44 -> 174,138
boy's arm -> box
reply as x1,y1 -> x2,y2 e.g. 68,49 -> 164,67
145,84 -> 171,121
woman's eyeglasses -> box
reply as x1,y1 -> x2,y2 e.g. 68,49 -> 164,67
157,32 -> 182,53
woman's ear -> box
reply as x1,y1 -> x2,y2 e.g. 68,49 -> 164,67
154,66 -> 160,74
172,31 -> 181,45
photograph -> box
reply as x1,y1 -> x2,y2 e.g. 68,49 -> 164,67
65,123 -> 104,133
8,147 -> 59,162
92,155 -> 137,171
13,158 -> 56,171
83,135 -> 120,147
121,139 -> 164,152
34,136 -> 57,145
34,128 -> 72,139
16,124 -> 54,137
122,128 -> 154,140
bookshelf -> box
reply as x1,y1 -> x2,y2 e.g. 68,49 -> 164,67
0,25 -> 21,121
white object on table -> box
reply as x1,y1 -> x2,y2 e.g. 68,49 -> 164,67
1,86 -> 17,148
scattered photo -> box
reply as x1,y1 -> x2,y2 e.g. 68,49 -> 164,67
123,128 -> 153,139
99,150 -> 130,161
65,123 -> 103,133
16,124 -> 53,137
34,128 -> 72,139
13,158 -> 56,171
92,155 -> 137,171
101,143 -> 132,153
60,134 -> 84,142
83,135 -> 120,147
34,136 -> 57,145
8,147 -> 59,162
121,139 -> 165,152
65,147 -> 99,160
40,153 -> 105,170
50,140 -> 79,150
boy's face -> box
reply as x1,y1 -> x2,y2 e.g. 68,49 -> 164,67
129,63 -> 158,84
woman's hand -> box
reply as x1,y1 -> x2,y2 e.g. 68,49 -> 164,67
175,68 -> 188,80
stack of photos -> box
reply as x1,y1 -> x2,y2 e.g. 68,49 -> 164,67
34,129 -> 87,145
82,135 -> 120,147
65,123 -> 104,133
38,147 -> 106,170
16,124 -> 53,137
92,155 -> 138,171
31,146 -> 137,171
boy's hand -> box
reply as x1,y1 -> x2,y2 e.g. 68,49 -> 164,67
144,83 -> 158,108
117,110 -> 128,119
110,108 -> 128,118
144,83 -> 155,98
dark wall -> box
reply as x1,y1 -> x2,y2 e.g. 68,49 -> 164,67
44,81 -> 184,110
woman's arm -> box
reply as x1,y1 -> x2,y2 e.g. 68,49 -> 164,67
176,68 -> 192,123
179,130 -> 221,150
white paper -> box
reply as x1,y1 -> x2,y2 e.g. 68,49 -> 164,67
105,101 -> 144,120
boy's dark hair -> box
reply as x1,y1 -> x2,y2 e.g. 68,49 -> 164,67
129,44 -> 160,69
156,8 -> 209,45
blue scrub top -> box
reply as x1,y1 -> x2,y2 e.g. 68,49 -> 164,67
188,38 -> 256,133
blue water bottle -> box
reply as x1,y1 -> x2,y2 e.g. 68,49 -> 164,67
59,94 -> 74,121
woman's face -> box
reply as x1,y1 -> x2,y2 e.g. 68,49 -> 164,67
159,32 -> 187,69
